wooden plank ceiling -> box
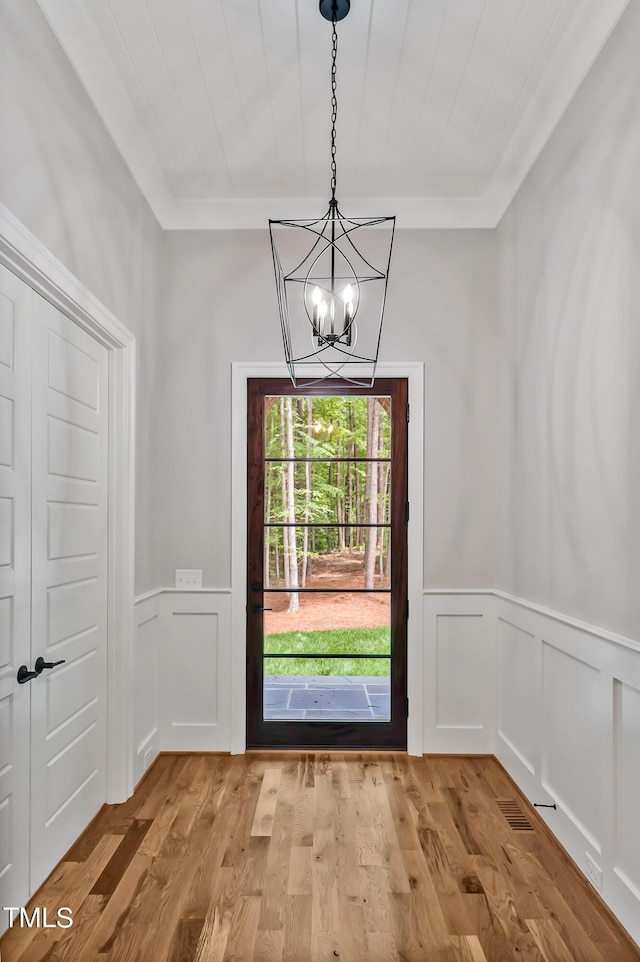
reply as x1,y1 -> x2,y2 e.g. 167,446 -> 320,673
35,0 -> 629,227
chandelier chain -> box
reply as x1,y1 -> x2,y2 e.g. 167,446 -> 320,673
330,11 -> 338,202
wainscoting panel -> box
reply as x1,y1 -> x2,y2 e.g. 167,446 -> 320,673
497,616 -> 538,775
541,641 -> 604,852
614,679 -> 640,892
160,591 -> 231,752
495,594 -> 640,947
133,593 -> 160,785
612,656 -> 640,935
423,593 -> 496,752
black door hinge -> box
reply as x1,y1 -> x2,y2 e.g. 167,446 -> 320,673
406,501 -> 410,522
405,598 -> 409,620
406,403 -> 410,422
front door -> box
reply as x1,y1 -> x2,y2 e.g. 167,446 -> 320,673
247,378 -> 408,749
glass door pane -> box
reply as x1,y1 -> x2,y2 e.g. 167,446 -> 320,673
263,591 -> 391,721
262,395 -> 392,724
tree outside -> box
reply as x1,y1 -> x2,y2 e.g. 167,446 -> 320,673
263,395 -> 391,677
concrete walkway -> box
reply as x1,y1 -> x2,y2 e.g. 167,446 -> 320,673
264,675 -> 390,720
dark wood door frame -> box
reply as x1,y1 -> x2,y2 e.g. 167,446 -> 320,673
246,377 -> 408,749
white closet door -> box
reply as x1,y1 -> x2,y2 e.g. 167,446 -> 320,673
0,265 -> 32,910
29,295 -> 109,891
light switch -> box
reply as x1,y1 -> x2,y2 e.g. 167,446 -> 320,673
175,569 -> 202,588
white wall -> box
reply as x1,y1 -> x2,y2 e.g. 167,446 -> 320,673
0,0 -> 163,592
497,0 -> 640,641
490,1 -> 640,946
157,227 -> 507,591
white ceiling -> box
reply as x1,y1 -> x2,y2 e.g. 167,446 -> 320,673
36,0 -> 629,228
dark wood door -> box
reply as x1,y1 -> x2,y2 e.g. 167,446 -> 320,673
246,378 -> 408,749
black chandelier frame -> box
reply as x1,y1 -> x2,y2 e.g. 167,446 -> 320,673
269,0 -> 395,387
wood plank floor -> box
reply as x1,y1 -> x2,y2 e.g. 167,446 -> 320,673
2,753 -> 638,962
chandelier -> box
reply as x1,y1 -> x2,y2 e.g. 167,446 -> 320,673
269,0 -> 395,386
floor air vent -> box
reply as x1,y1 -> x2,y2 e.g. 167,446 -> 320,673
496,799 -> 534,831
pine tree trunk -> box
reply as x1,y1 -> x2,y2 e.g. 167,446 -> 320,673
265,463 -> 272,589
380,461 -> 391,583
301,398 -> 312,586
355,461 -> 362,548
280,400 -> 290,592
327,461 -> 334,551
377,459 -> 384,582
348,458 -> 354,550
284,397 -> 299,612
349,402 -> 361,548
364,399 -> 380,589
337,429 -> 345,551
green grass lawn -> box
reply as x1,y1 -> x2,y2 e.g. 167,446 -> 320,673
264,626 -> 390,676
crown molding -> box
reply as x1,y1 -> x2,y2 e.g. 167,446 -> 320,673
155,195 -> 497,231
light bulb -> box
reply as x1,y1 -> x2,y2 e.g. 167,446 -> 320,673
342,284 -> 354,327
312,286 -> 322,305
319,300 -> 327,319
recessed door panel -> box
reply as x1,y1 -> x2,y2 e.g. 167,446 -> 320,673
0,597 -> 12,668
47,578 -> 99,646
47,502 -> 99,559
0,497 -> 12,567
46,648 -> 99,733
47,329 -> 99,410
0,396 -> 12,466
45,721 -> 99,822
0,292 -> 15,369
48,416 -> 99,483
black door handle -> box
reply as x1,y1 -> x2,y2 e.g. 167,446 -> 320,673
35,657 -> 66,673
17,665 -> 39,684
251,605 -> 273,613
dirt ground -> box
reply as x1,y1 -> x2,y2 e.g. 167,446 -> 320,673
264,552 -> 390,634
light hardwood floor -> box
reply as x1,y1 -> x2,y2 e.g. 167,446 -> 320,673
2,753 -> 638,961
